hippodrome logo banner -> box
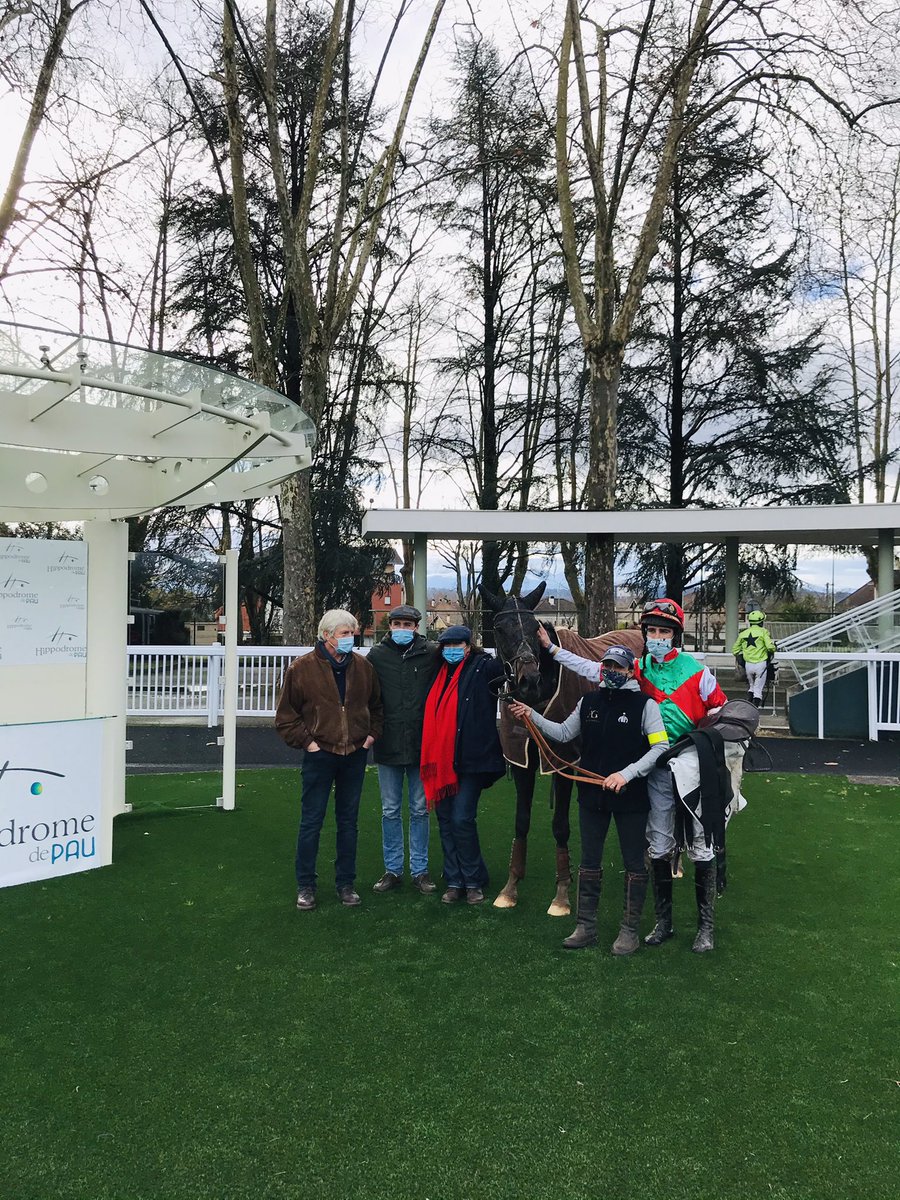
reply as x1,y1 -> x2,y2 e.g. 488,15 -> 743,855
0,719 -> 103,889
0,539 -> 87,667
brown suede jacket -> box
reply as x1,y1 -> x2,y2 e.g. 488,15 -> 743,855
274,645 -> 384,755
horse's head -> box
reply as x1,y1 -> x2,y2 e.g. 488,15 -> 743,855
479,581 -> 549,707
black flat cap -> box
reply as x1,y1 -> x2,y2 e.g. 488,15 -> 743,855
388,604 -> 422,622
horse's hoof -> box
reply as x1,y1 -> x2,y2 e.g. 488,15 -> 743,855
493,892 -> 517,909
547,901 -> 571,917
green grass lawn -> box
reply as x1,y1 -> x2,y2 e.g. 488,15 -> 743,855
0,766 -> 897,1200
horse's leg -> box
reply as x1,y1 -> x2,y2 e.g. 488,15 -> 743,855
547,775 -> 574,917
493,761 -> 535,909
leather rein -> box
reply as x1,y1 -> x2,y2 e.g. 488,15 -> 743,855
519,709 -> 608,788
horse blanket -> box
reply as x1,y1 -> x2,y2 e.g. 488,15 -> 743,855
498,625 -> 645,771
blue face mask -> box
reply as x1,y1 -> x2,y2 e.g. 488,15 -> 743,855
391,628 -> 414,646
601,668 -> 628,689
646,637 -> 672,662
336,635 -> 355,655
442,646 -> 466,665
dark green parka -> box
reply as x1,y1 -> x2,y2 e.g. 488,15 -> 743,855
367,633 -> 440,766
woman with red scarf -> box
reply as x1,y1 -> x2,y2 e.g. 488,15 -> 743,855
420,625 -> 506,905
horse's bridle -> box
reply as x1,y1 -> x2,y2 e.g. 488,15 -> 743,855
493,604 -> 610,787
493,605 -> 540,677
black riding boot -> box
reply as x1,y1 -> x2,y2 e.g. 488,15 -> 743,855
715,848 -> 727,897
644,856 -> 675,946
611,870 -> 649,956
692,860 -> 716,953
562,867 -> 601,950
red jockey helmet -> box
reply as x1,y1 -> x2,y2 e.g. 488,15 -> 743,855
640,598 -> 685,633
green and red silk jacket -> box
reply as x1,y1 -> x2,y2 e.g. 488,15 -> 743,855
634,649 -> 727,742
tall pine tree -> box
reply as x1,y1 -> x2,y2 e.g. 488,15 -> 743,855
618,102 -> 850,606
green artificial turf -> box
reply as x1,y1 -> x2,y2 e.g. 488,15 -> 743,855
0,766 -> 897,1200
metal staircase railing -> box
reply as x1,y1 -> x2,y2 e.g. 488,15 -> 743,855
776,586 -> 900,690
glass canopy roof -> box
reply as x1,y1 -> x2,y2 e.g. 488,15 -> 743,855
0,322 -> 316,520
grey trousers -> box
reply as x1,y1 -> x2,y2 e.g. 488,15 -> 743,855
646,765 -> 714,863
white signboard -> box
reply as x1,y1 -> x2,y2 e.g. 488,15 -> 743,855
0,538 -> 87,668
0,718 -> 105,888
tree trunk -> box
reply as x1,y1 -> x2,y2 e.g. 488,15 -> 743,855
582,351 -> 619,631
280,470 -> 317,645
666,163 -> 686,605
0,0 -> 80,256
282,339 -> 328,643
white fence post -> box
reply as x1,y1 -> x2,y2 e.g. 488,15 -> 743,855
206,645 -> 223,728
816,661 -> 824,740
218,550 -> 239,811
867,657 -> 878,742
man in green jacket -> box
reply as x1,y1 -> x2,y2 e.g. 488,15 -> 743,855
367,604 -> 440,894
732,609 -> 777,708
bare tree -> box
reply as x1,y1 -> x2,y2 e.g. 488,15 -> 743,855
223,0 -> 446,641
550,0 -> 900,629
0,0 -> 91,253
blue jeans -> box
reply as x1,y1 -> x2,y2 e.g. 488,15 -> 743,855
435,773 -> 490,890
295,747 -> 368,892
378,764 -> 430,876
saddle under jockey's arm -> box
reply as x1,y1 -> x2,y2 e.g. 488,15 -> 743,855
526,699 -> 583,743
547,644 -> 602,682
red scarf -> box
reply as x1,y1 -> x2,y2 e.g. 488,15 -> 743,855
420,663 -> 463,809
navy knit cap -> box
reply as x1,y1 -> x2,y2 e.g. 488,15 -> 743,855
438,624 -> 472,644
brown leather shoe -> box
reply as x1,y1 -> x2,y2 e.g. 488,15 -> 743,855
441,887 -> 465,904
466,887 -> 485,905
338,886 -> 361,907
411,872 -> 436,894
296,889 -> 316,911
373,871 -> 402,892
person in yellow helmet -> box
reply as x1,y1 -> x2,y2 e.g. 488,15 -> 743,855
732,610 -> 777,708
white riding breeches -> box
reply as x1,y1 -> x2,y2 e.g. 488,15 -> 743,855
745,660 -> 767,700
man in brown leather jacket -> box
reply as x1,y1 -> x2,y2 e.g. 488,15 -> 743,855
275,608 -> 383,911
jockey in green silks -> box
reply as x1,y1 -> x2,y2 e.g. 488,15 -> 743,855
732,610 -> 776,708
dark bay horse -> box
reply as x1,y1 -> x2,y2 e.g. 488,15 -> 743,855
480,582 -> 644,915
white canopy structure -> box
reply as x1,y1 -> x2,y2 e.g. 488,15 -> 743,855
0,322 -> 315,888
0,322 -> 313,519
362,504 -> 900,644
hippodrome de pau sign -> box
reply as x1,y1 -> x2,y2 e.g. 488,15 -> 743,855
0,538 -> 106,889
0,719 -> 104,888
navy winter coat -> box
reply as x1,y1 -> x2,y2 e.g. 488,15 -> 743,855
448,650 -> 506,781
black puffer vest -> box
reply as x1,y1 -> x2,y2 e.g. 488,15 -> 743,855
579,687 -> 651,813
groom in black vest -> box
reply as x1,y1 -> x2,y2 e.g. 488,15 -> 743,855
510,645 -> 669,954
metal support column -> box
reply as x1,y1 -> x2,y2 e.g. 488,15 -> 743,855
724,537 -> 740,649
413,533 -> 428,629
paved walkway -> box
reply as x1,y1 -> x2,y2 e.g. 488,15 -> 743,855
126,723 -> 899,781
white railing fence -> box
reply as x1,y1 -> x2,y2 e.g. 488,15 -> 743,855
127,645 -> 900,739
128,645 -> 310,726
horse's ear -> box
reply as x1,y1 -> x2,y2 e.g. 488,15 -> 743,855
478,583 -> 505,612
519,581 -> 547,611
